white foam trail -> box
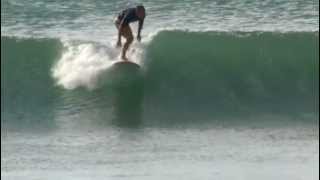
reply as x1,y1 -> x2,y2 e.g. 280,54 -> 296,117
52,40 -> 146,90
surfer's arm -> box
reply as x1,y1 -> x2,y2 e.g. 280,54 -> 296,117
137,19 -> 144,41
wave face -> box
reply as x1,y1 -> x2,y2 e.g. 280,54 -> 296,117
1,37 -> 63,128
143,31 -> 319,115
1,31 -> 319,127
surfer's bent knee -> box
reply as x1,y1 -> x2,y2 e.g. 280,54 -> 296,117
122,26 -> 133,43
127,35 -> 133,43
114,19 -> 133,44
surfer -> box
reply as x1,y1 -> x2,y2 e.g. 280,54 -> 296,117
115,5 -> 146,60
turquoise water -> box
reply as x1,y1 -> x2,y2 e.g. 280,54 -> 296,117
1,0 -> 319,179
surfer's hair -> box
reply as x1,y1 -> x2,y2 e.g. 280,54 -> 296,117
136,5 -> 145,12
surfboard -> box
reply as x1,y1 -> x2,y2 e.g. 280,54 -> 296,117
109,61 -> 142,86
113,60 -> 140,69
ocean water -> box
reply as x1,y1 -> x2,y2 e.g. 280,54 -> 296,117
1,0 -> 319,179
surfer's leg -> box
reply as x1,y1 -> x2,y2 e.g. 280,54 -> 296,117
121,25 -> 133,60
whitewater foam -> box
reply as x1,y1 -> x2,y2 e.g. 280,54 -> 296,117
51,42 -> 113,90
51,40 -> 145,90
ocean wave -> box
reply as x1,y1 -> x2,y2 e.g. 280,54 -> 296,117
1,30 -> 319,118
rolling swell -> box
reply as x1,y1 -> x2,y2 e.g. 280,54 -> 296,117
1,31 -> 319,127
